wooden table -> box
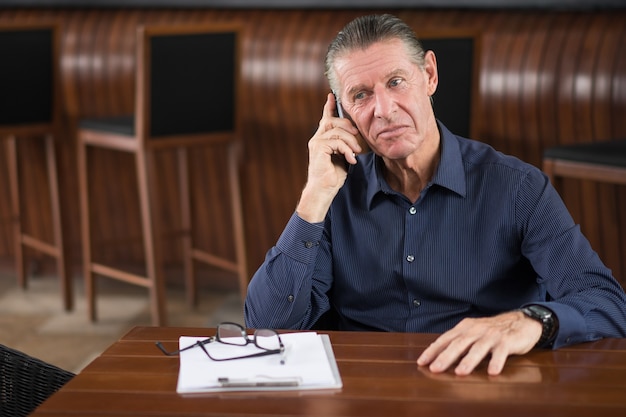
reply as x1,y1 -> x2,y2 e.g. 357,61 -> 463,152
32,326 -> 626,416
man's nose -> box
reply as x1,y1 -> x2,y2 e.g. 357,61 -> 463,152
373,91 -> 395,119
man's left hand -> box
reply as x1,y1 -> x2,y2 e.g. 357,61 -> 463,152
416,310 -> 542,375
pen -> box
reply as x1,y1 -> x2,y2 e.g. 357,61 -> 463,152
217,377 -> 301,388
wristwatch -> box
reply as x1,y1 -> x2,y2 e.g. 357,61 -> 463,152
519,304 -> 559,348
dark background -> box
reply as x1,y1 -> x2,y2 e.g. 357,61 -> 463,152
0,0 -> 624,10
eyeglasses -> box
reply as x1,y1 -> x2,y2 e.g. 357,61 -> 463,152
155,322 -> 286,364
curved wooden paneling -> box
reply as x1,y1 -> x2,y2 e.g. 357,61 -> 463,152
0,8 -> 624,288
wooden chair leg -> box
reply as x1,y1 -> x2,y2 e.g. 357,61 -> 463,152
5,135 -> 72,311
137,149 -> 167,326
5,136 -> 27,290
77,141 -> 97,321
228,142 -> 248,301
45,135 -> 73,311
177,147 -> 196,307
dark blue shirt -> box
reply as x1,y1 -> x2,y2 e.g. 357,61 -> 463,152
245,122 -> 626,348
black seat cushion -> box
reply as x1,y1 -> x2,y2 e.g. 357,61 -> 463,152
544,139 -> 626,168
79,115 -> 135,136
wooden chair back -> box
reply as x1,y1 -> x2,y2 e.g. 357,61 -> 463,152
0,22 -> 61,137
135,24 -> 241,149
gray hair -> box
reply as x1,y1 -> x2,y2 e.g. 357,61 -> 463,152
325,14 -> 426,94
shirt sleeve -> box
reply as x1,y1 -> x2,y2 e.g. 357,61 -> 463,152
518,169 -> 626,348
244,212 -> 332,330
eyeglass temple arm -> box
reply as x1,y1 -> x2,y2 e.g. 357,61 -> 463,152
155,337 -> 215,356
195,340 -> 284,362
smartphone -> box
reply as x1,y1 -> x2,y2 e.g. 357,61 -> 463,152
331,90 -> 350,168
333,90 -> 345,118
332,91 -> 370,154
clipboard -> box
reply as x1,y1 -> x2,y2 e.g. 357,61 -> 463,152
176,332 -> 342,393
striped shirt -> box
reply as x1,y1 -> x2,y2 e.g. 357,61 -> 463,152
245,122 -> 626,348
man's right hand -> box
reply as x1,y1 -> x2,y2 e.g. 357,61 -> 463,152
296,93 -> 363,223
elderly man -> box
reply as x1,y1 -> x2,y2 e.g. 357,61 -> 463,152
244,14 -> 626,375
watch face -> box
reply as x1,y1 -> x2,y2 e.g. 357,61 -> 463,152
527,305 -> 552,320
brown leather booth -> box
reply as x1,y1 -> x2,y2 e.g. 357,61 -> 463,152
0,7 -> 624,291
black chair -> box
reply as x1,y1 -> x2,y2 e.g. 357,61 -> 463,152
77,23 -> 248,326
0,22 -> 72,311
543,140 -> 626,186
0,344 -> 75,417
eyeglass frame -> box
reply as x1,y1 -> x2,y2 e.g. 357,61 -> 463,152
155,322 -> 286,364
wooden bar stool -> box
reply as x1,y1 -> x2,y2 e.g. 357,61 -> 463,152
0,22 -> 72,311
543,140 -> 626,186
77,24 -> 248,326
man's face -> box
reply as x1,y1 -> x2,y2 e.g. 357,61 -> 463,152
334,39 -> 439,160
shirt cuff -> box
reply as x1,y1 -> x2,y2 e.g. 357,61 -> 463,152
538,302 -> 588,349
275,212 -> 325,265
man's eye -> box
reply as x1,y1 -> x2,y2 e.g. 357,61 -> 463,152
389,78 -> 403,87
354,92 -> 366,101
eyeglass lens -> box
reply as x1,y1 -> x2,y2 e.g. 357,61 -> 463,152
217,323 -> 248,345
254,329 -> 281,350
217,323 -> 280,351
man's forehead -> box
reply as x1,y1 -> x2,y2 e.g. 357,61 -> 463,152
335,41 -> 417,90
340,38 -> 406,60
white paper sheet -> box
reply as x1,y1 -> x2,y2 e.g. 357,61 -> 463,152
176,332 -> 342,393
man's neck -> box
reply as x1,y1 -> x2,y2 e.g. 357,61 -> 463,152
382,132 -> 441,202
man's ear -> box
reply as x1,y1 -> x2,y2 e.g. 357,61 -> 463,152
423,50 -> 438,96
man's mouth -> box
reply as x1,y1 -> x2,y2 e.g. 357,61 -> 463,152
376,125 -> 408,140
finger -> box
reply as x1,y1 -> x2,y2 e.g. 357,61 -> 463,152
330,151 -> 357,169
333,140 -> 359,162
420,338 -> 471,374
486,347 -> 509,376
325,130 -> 362,161
320,94 -> 360,135
453,340 -> 492,376
417,332 -> 456,367
429,340 -> 475,374
322,92 -> 336,119
313,94 -> 336,135
417,344 -> 442,367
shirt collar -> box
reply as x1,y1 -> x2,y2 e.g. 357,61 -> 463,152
432,121 -> 467,198
364,121 -> 467,208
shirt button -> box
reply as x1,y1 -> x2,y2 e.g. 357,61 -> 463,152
409,207 -> 417,215
287,295 -> 294,302
413,299 -> 421,307
304,241 -> 315,248
406,255 -> 415,262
